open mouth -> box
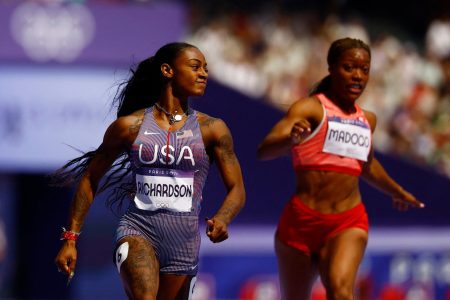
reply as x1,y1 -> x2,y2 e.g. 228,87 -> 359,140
348,84 -> 363,93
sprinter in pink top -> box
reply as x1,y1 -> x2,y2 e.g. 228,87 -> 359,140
258,38 -> 424,300
291,93 -> 372,176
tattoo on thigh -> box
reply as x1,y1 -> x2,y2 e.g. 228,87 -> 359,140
124,238 -> 159,294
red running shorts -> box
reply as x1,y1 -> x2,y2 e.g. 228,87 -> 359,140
276,195 -> 369,256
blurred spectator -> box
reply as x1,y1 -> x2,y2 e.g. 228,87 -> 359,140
426,12 -> 450,60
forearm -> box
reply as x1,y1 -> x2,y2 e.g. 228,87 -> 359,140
67,176 -> 96,232
257,135 -> 291,160
361,158 -> 404,197
213,184 -> 245,225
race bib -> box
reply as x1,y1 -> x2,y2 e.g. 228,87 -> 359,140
323,117 -> 371,161
133,168 -> 194,212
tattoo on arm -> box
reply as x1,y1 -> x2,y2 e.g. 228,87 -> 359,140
216,202 -> 240,223
217,135 -> 237,164
200,116 -> 217,127
70,189 -> 92,229
129,117 -> 143,134
215,199 -> 243,224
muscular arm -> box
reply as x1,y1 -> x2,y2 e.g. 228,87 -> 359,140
67,144 -> 123,233
55,114 -> 143,274
200,116 -> 245,243
361,110 -> 424,208
257,97 -> 322,160
362,150 -> 405,197
361,151 -> 424,208
68,116 -> 142,232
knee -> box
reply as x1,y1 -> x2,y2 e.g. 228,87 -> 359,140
325,277 -> 354,300
126,292 -> 156,300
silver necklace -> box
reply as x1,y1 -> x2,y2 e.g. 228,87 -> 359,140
154,102 -> 187,125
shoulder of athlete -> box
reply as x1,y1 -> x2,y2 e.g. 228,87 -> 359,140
362,109 -> 377,132
197,112 -> 227,132
288,95 -> 323,126
197,112 -> 230,145
104,109 -> 145,149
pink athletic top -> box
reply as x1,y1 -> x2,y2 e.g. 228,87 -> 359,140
291,93 -> 372,176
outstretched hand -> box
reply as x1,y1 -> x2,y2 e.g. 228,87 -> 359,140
392,190 -> 425,211
205,217 -> 229,243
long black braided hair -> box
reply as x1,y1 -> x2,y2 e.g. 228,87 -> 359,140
51,42 -> 198,212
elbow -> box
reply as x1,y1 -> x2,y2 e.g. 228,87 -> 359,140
235,195 -> 246,218
240,189 -> 246,209
257,141 -> 287,161
236,183 -> 246,211
257,150 -> 276,161
237,181 -> 246,203
256,144 -> 269,161
81,173 -> 99,195
256,151 -> 264,161
256,144 -> 263,160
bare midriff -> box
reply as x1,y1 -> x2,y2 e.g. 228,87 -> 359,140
294,169 -> 361,214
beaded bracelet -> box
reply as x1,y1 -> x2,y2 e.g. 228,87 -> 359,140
60,227 -> 81,241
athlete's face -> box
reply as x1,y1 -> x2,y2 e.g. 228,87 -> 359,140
329,48 -> 370,103
170,47 -> 209,98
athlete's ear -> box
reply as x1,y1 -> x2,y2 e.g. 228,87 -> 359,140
161,63 -> 174,78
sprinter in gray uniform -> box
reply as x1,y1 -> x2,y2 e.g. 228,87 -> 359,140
54,42 -> 246,299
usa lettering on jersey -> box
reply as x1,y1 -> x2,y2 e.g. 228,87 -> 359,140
138,144 -> 195,166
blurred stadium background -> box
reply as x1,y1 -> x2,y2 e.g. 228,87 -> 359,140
0,0 -> 449,299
